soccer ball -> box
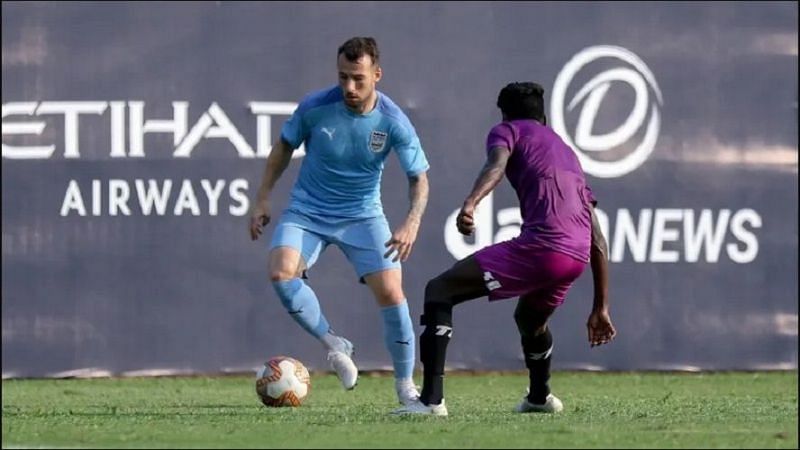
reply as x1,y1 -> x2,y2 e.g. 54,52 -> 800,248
255,356 -> 311,407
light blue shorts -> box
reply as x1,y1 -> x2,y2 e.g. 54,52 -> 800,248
269,209 -> 401,283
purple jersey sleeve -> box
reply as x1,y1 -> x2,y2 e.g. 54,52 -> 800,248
486,122 -> 517,154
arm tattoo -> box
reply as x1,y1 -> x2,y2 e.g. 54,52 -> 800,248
407,173 -> 429,223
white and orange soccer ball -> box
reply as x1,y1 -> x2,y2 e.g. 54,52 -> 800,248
255,356 -> 311,407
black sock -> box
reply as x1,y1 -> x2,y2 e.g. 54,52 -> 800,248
522,327 -> 553,404
419,301 -> 453,406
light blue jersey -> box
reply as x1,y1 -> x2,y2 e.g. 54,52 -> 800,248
269,86 -> 421,384
281,86 -> 429,220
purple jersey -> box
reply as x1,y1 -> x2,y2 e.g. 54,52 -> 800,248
485,119 -> 595,262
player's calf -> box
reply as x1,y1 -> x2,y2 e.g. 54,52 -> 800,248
272,278 -> 331,338
380,301 -> 417,403
418,294 -> 455,406
515,302 -> 555,405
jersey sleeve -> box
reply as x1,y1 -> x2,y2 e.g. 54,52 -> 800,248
281,90 -> 331,149
392,123 -> 429,177
485,122 -> 516,154
280,104 -> 308,150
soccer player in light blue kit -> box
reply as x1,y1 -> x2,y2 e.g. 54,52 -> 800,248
249,37 -> 429,406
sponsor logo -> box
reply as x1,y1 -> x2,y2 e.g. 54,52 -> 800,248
551,45 -> 663,178
483,271 -> 502,291
435,325 -> 453,338
321,127 -> 336,140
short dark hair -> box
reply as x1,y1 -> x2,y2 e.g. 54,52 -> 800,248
497,82 -> 547,124
337,37 -> 380,65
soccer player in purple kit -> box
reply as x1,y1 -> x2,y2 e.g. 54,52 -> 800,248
394,82 -> 616,416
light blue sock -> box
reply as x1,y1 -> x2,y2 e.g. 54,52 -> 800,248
272,279 -> 330,339
381,301 -> 415,380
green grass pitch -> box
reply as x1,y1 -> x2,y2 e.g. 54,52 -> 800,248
2,371 -> 797,448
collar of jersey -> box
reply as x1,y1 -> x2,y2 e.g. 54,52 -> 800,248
340,93 -> 383,118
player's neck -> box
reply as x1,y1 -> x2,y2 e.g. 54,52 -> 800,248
346,92 -> 379,115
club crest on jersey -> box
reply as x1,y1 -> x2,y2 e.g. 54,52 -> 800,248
369,130 -> 388,152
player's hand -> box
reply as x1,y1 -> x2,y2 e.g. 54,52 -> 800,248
249,199 -> 271,241
587,308 -> 616,348
384,218 -> 420,263
456,203 -> 476,236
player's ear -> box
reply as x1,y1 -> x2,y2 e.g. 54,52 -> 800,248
374,65 -> 382,82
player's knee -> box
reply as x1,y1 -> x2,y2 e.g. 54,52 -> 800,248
365,271 -> 405,306
530,323 -> 549,336
514,307 -> 549,337
422,296 -> 455,331
424,276 -> 451,303
269,270 -> 296,282
374,289 -> 405,307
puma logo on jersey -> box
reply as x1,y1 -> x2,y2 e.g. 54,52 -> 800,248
321,127 -> 336,140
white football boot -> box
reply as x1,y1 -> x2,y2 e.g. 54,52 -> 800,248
514,393 -> 564,413
326,337 -> 358,390
395,378 -> 421,406
392,398 -> 448,416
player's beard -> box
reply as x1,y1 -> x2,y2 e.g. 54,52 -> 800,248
344,96 -> 361,108
345,90 -> 375,112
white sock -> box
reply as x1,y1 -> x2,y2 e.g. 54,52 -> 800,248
395,377 -> 416,390
320,331 -> 343,352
